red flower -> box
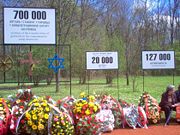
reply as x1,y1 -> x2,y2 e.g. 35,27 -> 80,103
87,120 -> 91,124
63,103 -> 68,108
89,116 -> 92,121
20,106 -> 24,109
21,120 -> 25,124
20,100 -> 24,103
77,126 -> 81,129
82,110 -> 85,114
57,100 -> 61,105
82,105 -> 87,110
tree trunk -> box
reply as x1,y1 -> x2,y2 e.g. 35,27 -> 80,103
82,73 -> 86,84
126,72 -> 129,86
106,71 -> 113,84
79,70 -> 86,84
33,76 -> 39,86
125,46 -> 129,86
79,76 -> 82,84
46,77 -> 52,85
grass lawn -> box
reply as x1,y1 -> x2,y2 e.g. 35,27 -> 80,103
0,76 -> 179,105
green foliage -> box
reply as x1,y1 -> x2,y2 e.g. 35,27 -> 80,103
0,76 -> 179,105
173,42 -> 180,75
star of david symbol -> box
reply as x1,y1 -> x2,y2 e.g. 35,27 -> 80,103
48,54 -> 64,73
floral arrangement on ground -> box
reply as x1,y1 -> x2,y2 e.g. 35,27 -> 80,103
0,89 -> 164,135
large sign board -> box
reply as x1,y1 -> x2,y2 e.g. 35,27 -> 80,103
4,7 -> 56,45
142,51 -> 175,69
86,52 -> 118,70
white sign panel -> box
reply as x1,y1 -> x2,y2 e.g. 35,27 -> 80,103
86,52 -> 118,70
4,7 -> 56,44
142,51 -> 175,69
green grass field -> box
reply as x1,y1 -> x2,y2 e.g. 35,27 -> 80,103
0,76 -> 179,105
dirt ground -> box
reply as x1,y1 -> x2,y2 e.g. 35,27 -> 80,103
103,124 -> 180,135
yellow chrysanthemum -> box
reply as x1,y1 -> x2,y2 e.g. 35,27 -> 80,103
89,95 -> 95,102
34,103 -> 40,107
31,110 -> 36,115
29,99 -> 37,106
85,109 -> 90,115
76,108 -> 81,113
44,113 -> 49,119
32,115 -> 37,120
82,100 -> 87,104
45,107 -> 50,112
32,125 -> 37,130
27,121 -> 32,126
77,102 -> 83,107
43,100 -> 47,103
93,105 -> 98,112
26,113 -> 31,119
38,124 -> 44,130
38,107 -> 43,111
33,99 -> 38,102
38,112 -> 43,117
41,102 -> 47,107
88,102 -> 94,107
80,92 -> 86,98
38,119 -> 43,122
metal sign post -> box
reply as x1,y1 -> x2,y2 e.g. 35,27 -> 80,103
3,46 -> 5,83
173,70 -> 175,85
117,70 -> 120,100
143,70 -> 144,91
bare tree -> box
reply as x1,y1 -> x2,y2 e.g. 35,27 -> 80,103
168,0 -> 180,45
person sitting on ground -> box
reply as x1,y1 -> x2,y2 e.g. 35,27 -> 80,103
171,85 -> 180,107
159,85 -> 177,126
175,85 -> 180,103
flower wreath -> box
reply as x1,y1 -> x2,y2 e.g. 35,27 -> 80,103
0,98 -> 11,135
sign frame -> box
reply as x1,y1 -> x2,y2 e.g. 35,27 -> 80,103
3,7 -> 56,45
141,50 -> 175,70
86,51 -> 119,70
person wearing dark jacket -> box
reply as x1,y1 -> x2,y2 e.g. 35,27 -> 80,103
159,85 -> 177,126
175,85 -> 180,102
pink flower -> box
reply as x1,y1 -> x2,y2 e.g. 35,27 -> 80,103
54,117 -> 58,122
61,120 -> 65,124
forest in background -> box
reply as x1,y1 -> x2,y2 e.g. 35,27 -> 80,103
0,0 -> 179,86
